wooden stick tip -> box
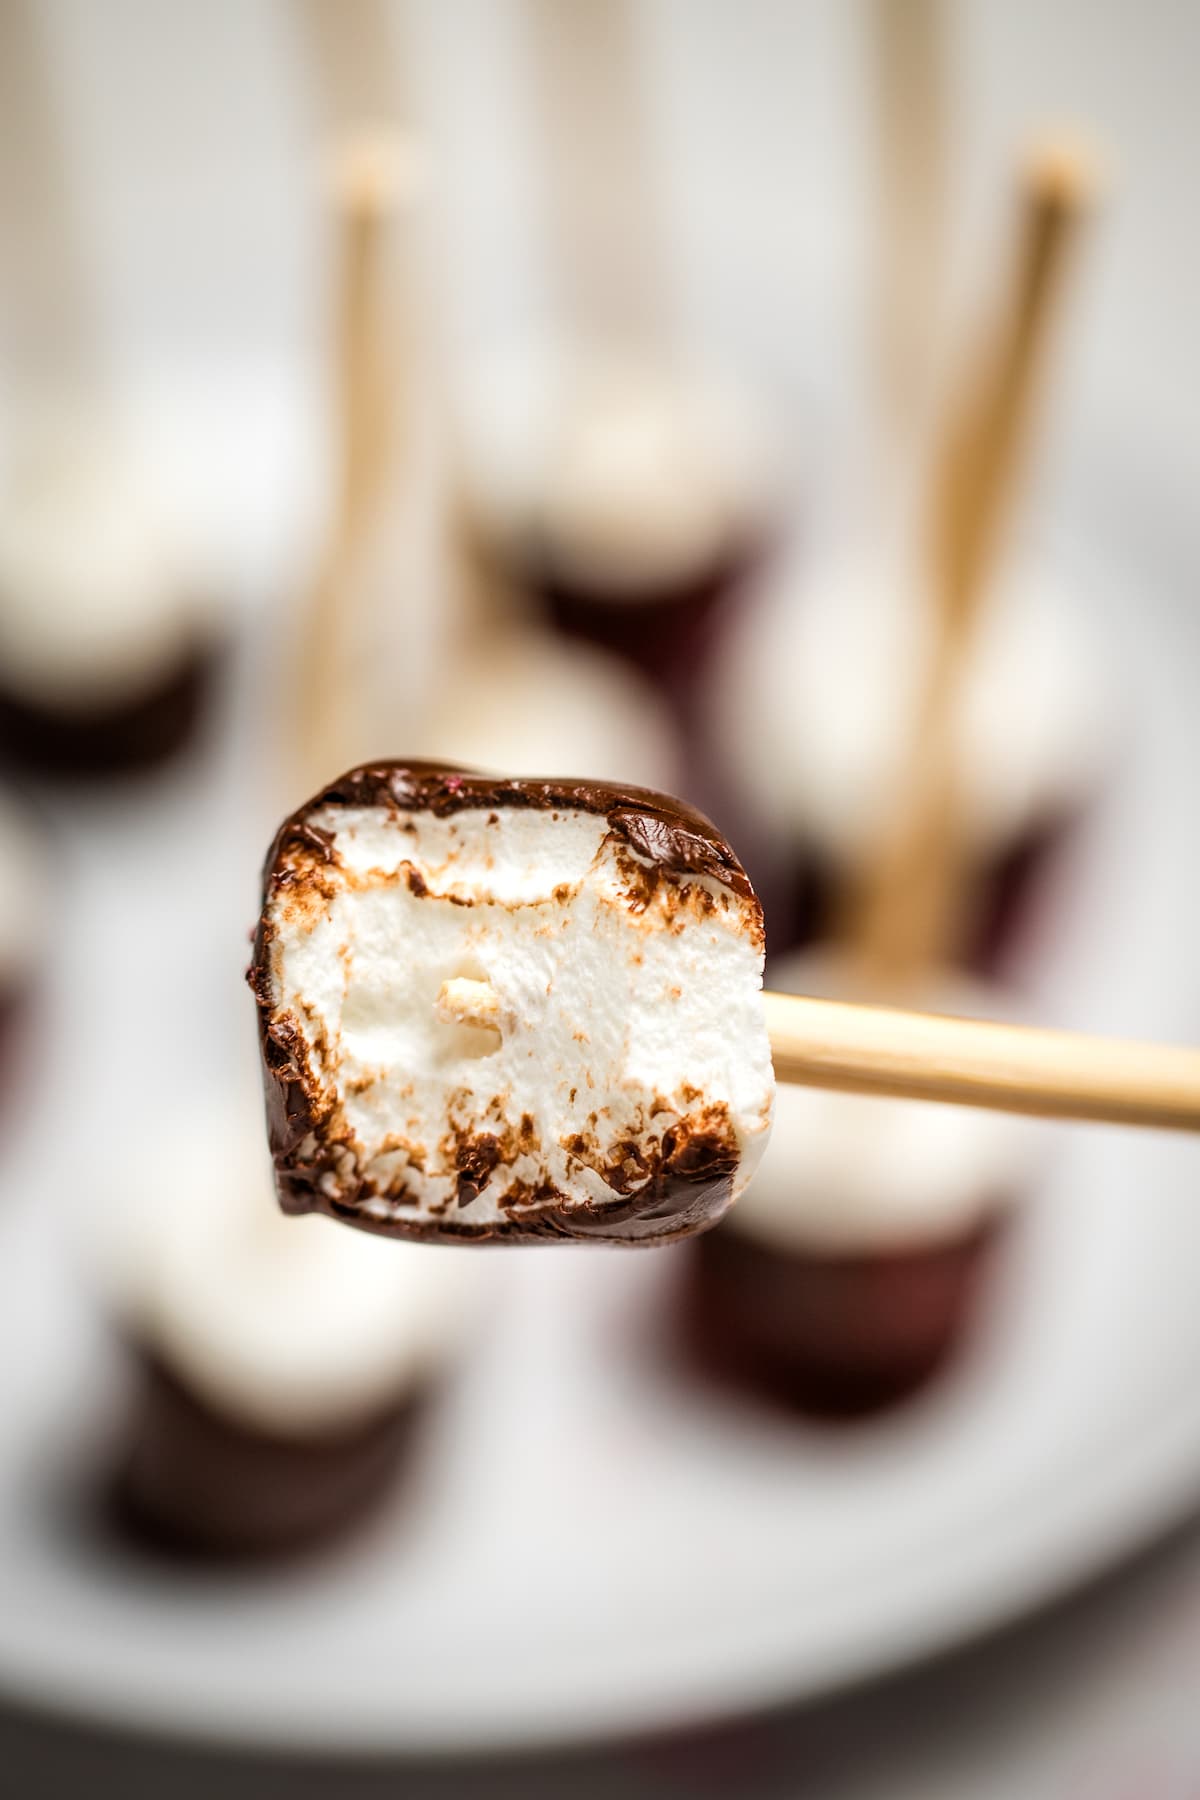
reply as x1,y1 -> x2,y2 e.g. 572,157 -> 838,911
1021,130 -> 1105,214
326,127 -> 426,216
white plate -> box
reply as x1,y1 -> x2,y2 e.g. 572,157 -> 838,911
0,526 -> 1198,1758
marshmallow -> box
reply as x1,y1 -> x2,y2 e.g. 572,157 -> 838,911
251,762 -> 774,1243
0,412 -> 209,709
462,347 -> 770,597
535,359 -> 768,595
105,1105 -> 485,1437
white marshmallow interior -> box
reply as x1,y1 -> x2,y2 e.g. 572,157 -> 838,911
718,550 -> 1112,860
107,1113 -> 485,1436
268,803 -> 773,1229
0,416 -> 206,706
732,953 -> 1039,1253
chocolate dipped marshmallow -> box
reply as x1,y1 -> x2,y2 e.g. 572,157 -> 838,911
0,414 -> 221,775
462,353 -> 771,711
713,552 -> 1111,969
683,951 -> 1037,1417
251,763 -> 774,1244
105,1106 -> 485,1559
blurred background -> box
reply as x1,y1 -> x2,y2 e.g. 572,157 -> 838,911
1,1 -> 1200,1795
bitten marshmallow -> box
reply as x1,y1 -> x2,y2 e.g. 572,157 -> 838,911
251,763 -> 774,1244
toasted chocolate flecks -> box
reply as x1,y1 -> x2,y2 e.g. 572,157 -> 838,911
250,762 -> 774,1244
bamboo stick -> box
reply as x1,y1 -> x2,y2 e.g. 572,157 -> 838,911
848,136 -> 1097,983
764,990 -> 1200,1133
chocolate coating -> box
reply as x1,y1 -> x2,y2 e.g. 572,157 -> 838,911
250,761 -> 763,1246
527,536 -> 765,708
683,1211 -> 1009,1419
768,809 -> 1080,976
0,637 -> 222,778
113,1348 -> 423,1561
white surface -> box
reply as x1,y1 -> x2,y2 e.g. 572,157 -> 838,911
266,797 -> 772,1229
0,471 -> 1196,1756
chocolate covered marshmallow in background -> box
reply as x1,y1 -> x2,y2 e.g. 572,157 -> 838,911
251,764 -> 774,1245
682,950 -> 1037,1417
681,144 -> 1096,1416
455,0 -> 775,727
101,1106 -> 486,1560
0,412 -> 222,776
0,11 -> 223,778
460,352 -> 773,720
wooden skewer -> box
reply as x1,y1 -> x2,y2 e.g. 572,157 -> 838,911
872,0 -> 948,435
523,0 -> 668,347
0,0 -> 98,397
847,135 -> 1098,984
928,136 -> 1097,648
295,0 -> 405,140
295,130 -> 420,785
764,991 -> 1200,1134
326,131 -> 415,559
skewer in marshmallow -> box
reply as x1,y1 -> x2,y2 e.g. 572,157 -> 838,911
250,762 -> 1200,1254
870,0 -> 950,441
848,138 -> 1099,984
294,130 -> 424,789
297,133 -> 682,797
714,138 -> 1105,972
